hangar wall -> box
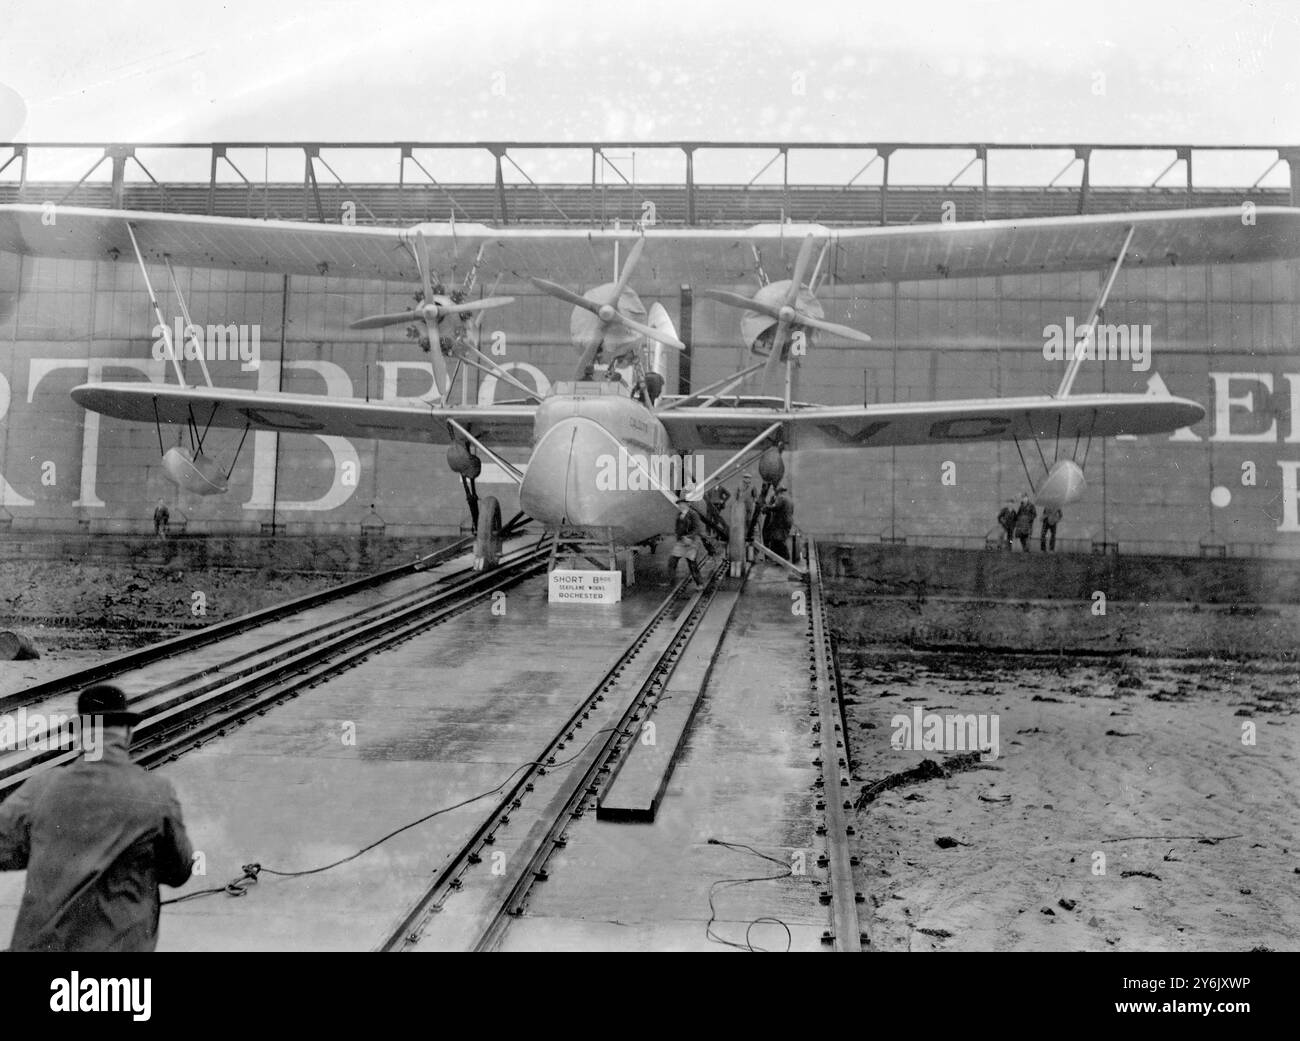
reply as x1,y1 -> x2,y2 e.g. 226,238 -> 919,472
0,249 -> 1297,556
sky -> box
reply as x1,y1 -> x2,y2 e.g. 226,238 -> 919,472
0,0 -> 1296,185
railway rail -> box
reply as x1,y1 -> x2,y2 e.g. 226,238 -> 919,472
381,559 -> 730,951
806,539 -> 867,951
0,533 -> 546,801
2,538 -> 866,952
380,544 -> 865,953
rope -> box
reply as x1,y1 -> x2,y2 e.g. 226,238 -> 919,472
703,839 -> 818,952
1011,434 -> 1036,493
162,726 -> 618,905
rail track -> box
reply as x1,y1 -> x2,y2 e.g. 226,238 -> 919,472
380,545 -> 865,952
0,531 -> 501,716
0,533 -> 547,801
380,559 -> 731,951
2,535 -> 866,952
806,539 -> 867,951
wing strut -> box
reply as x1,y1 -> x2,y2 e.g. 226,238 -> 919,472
656,362 -> 766,412
685,422 -> 783,502
125,221 -> 187,388
454,343 -> 543,403
1055,224 -> 1135,398
162,255 -> 214,388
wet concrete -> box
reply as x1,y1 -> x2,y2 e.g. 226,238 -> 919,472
0,559 -> 674,951
498,564 -> 828,952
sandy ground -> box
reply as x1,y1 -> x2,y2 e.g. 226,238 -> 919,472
841,647 -> 1299,952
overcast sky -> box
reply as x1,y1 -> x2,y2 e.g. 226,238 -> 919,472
1,0 -> 1296,185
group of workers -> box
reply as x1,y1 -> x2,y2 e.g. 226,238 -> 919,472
998,494 -> 1064,551
668,472 -> 795,584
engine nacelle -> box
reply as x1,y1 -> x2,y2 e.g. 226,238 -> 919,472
572,284 -> 647,363
741,281 -> 824,355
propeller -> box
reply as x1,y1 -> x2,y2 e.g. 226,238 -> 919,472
700,233 -> 872,390
349,230 -> 514,398
529,237 -> 685,380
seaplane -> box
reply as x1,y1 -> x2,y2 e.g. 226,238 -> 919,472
2,202 -> 1298,576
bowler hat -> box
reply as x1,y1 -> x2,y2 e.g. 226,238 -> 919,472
77,684 -> 141,726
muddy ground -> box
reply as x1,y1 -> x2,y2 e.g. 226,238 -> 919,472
0,559 -> 344,696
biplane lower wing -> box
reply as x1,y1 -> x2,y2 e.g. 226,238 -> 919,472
73,381 -> 1204,454
657,394 -> 1205,450
70,382 -> 539,446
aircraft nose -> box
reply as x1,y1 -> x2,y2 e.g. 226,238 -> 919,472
519,415 -> 619,526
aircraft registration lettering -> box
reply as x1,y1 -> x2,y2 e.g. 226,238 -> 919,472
240,407 -> 325,431
928,417 -> 1011,440
697,425 -> 773,447
815,421 -> 891,445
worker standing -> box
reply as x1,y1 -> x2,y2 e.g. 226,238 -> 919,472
704,483 -> 731,533
1040,505 -> 1063,551
739,473 -> 759,532
766,486 -> 795,561
997,500 -> 1017,549
152,500 -> 170,539
1013,493 -> 1037,551
668,498 -> 705,587
0,684 -> 194,951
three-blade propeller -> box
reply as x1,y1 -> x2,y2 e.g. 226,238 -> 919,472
529,237 -> 685,380
349,231 -> 514,397
700,233 -> 872,390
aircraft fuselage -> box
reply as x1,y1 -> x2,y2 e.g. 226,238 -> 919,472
518,383 -> 682,545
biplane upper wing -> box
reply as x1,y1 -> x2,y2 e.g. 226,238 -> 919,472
2,204 -> 1298,288
0,205 -> 423,281
70,381 -> 538,446
657,393 -> 1206,451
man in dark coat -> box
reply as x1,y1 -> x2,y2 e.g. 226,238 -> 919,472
765,486 -> 795,561
668,498 -> 705,586
1040,505 -> 1063,551
704,483 -> 731,534
997,500 -> 1017,549
152,500 -> 170,539
0,684 -> 194,951
1013,493 -> 1037,551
